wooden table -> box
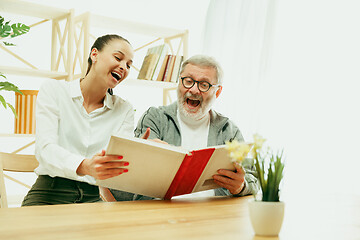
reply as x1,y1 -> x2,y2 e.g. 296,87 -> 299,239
0,194 -> 358,240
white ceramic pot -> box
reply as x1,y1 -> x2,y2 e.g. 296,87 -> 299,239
248,199 -> 285,236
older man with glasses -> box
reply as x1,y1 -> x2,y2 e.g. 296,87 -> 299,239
108,55 -> 259,201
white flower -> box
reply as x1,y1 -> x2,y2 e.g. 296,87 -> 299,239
226,140 -> 251,163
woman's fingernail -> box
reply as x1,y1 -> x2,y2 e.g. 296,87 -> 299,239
123,169 -> 128,173
118,156 -> 123,159
124,162 -> 129,166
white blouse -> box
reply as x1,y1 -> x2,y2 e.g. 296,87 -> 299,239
34,79 -> 134,185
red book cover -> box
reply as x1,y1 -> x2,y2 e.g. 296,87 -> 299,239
97,136 -> 235,199
164,148 -> 215,199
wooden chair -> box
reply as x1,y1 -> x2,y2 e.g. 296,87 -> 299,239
0,152 -> 38,208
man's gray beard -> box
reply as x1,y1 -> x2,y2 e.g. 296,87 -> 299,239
177,89 -> 216,121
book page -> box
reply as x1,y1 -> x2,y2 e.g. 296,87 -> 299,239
96,136 -> 188,198
192,145 -> 235,192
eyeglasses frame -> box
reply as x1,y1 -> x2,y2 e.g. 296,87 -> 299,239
180,77 -> 220,93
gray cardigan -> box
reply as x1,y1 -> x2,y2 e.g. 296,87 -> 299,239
110,103 -> 259,201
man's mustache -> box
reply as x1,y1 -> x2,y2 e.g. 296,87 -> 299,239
184,92 -> 203,102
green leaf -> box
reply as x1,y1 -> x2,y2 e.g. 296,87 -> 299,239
0,16 -> 10,37
7,102 -> 17,118
255,156 -> 265,193
10,23 -> 30,38
0,17 -> 11,38
0,17 -> 11,37
0,21 -> 11,38
0,73 -> 6,79
3,41 -> 15,46
260,157 -> 266,189
0,81 -> 23,94
274,151 -> 285,194
0,94 -> 7,108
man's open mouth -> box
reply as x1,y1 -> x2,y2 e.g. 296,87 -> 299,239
186,98 -> 200,108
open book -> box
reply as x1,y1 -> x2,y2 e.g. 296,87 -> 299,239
96,135 -> 235,200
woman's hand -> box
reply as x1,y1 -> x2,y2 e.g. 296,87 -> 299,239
76,150 -> 129,180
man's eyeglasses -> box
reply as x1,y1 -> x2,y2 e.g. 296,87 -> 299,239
180,77 -> 220,93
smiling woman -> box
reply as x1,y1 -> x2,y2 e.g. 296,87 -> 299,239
21,34 -> 136,206
84,34 -> 134,96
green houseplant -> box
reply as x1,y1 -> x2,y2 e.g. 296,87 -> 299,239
0,16 -> 30,116
225,134 -> 285,236
252,134 -> 284,202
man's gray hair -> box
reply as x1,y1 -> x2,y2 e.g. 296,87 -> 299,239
180,55 -> 223,85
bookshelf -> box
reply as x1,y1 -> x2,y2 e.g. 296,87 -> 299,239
0,0 -> 188,105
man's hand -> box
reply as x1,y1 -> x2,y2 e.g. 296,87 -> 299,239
212,163 -> 245,195
141,127 -> 151,139
141,127 -> 168,145
76,150 -> 129,180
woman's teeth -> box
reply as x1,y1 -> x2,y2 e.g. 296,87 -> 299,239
111,72 -> 121,81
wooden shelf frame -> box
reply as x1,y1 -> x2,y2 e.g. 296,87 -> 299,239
0,66 -> 68,80
0,0 -> 74,80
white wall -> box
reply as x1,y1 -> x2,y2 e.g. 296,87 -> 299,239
196,0 -> 360,197
257,0 -> 360,196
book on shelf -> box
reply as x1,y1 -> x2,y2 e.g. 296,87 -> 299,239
163,55 -> 177,82
137,53 -> 158,80
137,44 -> 168,81
170,55 -> 183,83
156,55 -> 170,81
160,54 -> 172,82
157,54 -> 183,83
96,135 -> 235,200
151,45 -> 168,80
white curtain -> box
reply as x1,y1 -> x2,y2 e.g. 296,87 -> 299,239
202,0 -> 360,196
202,0 -> 278,140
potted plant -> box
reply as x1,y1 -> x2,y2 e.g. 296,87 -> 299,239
226,134 -> 285,236
0,16 -> 30,116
